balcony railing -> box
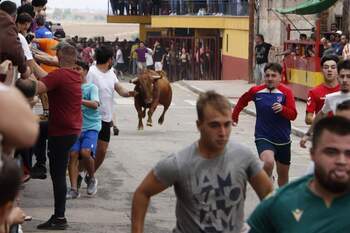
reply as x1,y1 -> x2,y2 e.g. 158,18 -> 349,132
107,0 -> 248,17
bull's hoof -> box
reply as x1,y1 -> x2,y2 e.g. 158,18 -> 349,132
147,122 -> 152,127
158,118 -> 164,125
138,125 -> 144,130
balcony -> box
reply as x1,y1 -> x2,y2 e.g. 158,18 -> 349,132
107,0 -> 248,24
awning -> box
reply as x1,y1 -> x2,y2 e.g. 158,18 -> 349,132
275,0 -> 338,15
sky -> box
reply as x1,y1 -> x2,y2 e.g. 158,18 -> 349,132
13,0 -> 108,10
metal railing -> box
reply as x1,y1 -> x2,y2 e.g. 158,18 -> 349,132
107,0 -> 248,17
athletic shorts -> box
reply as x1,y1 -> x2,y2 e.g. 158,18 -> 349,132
98,121 -> 112,142
255,139 -> 291,165
70,130 -> 99,158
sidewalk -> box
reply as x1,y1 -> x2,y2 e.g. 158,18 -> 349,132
178,80 -> 308,137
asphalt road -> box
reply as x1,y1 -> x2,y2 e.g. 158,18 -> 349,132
21,81 -> 311,233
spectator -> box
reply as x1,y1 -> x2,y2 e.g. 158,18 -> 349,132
153,0 -> 160,15
114,44 -> 124,79
0,157 -> 25,233
35,15 -> 52,38
130,0 -> 138,15
145,47 -> 153,69
32,42 -> 82,230
118,0 -> 125,15
168,43 -> 177,81
336,34 -> 348,56
153,40 -> 166,71
130,39 -> 139,75
0,1 -> 30,80
254,34 -> 272,85
0,81 -> 39,154
135,41 -> 149,73
30,0 -> 47,32
170,0 -> 177,15
299,33 -> 307,41
342,35 -> 350,60
139,0 -> 145,15
81,41 -> 95,65
179,47 -> 190,80
320,37 -> 334,57
110,0 -> 118,15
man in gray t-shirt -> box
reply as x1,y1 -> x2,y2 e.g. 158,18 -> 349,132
131,91 -> 273,233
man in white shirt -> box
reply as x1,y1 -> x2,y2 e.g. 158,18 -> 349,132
301,59 -> 350,148
114,44 -> 124,80
87,45 -> 135,173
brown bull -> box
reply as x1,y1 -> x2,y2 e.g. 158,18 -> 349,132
130,70 -> 172,130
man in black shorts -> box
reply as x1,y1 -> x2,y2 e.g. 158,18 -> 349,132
86,45 -> 135,173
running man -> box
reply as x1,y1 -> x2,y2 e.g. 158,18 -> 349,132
86,45 -> 135,174
305,55 -> 339,125
300,59 -> 350,148
232,63 -> 297,187
248,116 -> 350,232
132,91 -> 272,233
67,60 -> 101,199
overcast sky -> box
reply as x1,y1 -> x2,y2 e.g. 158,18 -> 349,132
13,0 -> 108,10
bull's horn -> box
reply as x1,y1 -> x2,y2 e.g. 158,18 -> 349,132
150,75 -> 162,80
130,77 -> 139,84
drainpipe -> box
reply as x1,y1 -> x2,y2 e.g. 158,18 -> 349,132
248,0 -> 255,83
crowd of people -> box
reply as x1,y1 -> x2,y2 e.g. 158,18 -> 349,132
0,0 -> 350,232
72,37 -> 218,81
109,0 -> 248,16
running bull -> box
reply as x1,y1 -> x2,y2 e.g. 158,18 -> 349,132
130,70 -> 172,130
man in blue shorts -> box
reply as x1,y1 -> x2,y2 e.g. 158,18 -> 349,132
232,63 -> 297,187
67,60 -> 101,199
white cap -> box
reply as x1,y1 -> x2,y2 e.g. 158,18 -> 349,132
336,30 -> 343,35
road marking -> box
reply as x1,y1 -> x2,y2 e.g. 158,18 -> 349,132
184,100 -> 196,106
115,99 -> 134,105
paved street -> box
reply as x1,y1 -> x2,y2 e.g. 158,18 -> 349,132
22,81 -> 310,233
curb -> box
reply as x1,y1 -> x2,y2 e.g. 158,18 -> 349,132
178,80 -> 306,138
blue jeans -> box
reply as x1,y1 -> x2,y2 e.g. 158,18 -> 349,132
132,58 -> 138,75
179,0 -> 184,14
218,0 -> 224,13
170,0 -> 177,13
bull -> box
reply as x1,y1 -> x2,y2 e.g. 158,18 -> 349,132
130,70 -> 172,130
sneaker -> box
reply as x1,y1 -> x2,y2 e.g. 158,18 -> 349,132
37,215 -> 68,230
66,188 -> 80,199
30,164 -> 47,179
77,174 -> 83,190
87,177 -> 98,196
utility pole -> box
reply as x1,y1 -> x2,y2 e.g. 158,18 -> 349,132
248,0 -> 255,83
343,0 -> 350,35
